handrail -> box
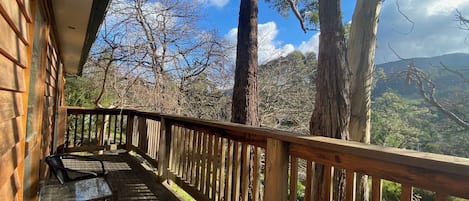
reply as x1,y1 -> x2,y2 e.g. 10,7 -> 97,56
61,107 -> 469,201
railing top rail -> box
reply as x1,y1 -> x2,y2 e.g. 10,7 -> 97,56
65,107 -> 469,178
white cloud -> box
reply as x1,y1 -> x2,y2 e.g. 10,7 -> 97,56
376,0 -> 469,63
298,33 -> 319,55
224,21 -> 295,64
206,0 -> 229,8
425,0 -> 469,16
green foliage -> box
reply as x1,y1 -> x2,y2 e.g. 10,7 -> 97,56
65,72 -> 117,108
265,0 -> 319,29
296,180 -> 306,201
371,92 -> 436,150
381,180 -> 401,201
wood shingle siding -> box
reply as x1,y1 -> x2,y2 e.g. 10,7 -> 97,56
0,0 -> 32,200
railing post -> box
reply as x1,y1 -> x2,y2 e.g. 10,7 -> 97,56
158,117 -> 172,181
125,111 -> 135,151
264,138 -> 289,201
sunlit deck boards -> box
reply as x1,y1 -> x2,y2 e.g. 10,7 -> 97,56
39,151 -> 181,201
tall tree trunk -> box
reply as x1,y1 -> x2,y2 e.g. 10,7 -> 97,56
232,0 -> 258,200
348,0 -> 382,200
232,0 -> 258,126
310,0 -> 350,200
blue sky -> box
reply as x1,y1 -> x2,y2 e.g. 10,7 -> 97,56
203,0 -> 355,47
202,0 -> 469,64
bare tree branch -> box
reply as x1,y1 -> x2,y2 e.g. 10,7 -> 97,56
394,0 -> 415,34
287,0 -> 308,33
402,64 -> 469,130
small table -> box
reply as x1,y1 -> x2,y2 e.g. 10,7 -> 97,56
40,177 -> 113,201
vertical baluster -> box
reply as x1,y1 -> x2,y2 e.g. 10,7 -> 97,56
219,138 -> 227,201
435,193 -> 448,201
189,130 -> 196,185
147,121 -> 153,157
88,114 -> 92,144
80,113 -> 85,146
113,115 -> 118,144
205,134 -> 214,198
125,114 -> 134,151
253,147 -> 261,201
241,144 -> 250,201
233,142 -> 242,201
289,156 -> 298,201
187,129 -> 192,181
372,177 -> 382,201
66,114 -> 70,149
95,114 -> 100,145
156,122 -> 161,158
186,129 -> 193,182
194,131 -> 201,189
346,170 -> 356,201
107,114 -> 111,146
212,135 -> 220,200
400,184 -> 412,201
323,165 -> 333,201
225,140 -> 234,201
170,125 -> 177,173
132,116 -> 138,147
164,120 -> 172,180
178,126 -> 184,177
119,114 -> 124,145
200,132 -> 208,194
305,161 -> 313,201
183,128 -> 189,180
73,115 -> 78,147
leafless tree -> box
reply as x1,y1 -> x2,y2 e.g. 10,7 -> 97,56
83,0 -> 229,116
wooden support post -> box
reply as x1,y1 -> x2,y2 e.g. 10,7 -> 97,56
264,138 -> 289,201
125,113 -> 134,151
158,117 -> 172,180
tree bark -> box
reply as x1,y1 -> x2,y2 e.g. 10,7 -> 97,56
310,0 -> 350,200
232,0 -> 259,126
347,0 -> 382,200
232,0 -> 259,200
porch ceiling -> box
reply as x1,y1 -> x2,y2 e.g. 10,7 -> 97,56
51,0 -> 109,75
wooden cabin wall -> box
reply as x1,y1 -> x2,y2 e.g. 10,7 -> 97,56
0,0 -> 63,200
40,33 -> 61,180
0,0 -> 33,200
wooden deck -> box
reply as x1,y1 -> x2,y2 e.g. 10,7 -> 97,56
39,150 -> 181,201
57,107 -> 469,201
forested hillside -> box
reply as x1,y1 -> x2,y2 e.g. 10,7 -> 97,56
374,53 -> 469,98
372,53 -> 469,157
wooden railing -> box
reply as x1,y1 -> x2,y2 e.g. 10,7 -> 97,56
60,107 -> 469,201
62,108 -> 130,151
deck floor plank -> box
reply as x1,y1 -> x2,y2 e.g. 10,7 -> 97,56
40,151 -> 181,201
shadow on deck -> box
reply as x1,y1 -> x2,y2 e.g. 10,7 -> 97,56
39,150 -> 181,201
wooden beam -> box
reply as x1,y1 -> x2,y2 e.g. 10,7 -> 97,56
264,138 -> 289,201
